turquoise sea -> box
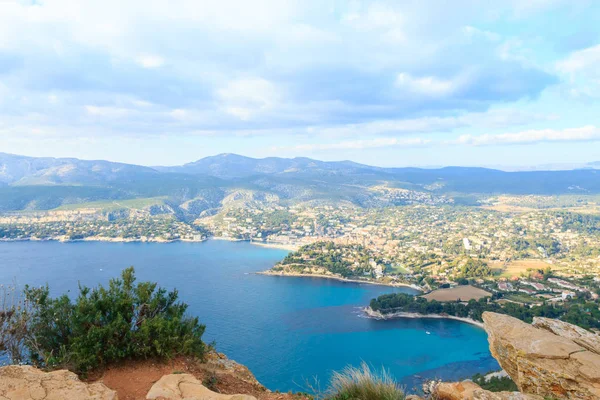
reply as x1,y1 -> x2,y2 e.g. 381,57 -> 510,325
0,240 -> 498,392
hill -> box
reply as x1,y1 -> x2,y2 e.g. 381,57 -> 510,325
1,152 -> 600,213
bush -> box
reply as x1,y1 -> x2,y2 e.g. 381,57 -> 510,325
327,363 -> 405,400
0,283 -> 32,364
2,267 -> 206,374
472,373 -> 518,392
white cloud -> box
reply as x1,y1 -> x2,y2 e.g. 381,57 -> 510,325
462,26 -> 501,42
455,125 -> 600,146
274,137 -> 431,152
0,0 -> 580,161
395,73 -> 461,97
555,44 -> 600,99
84,105 -> 133,117
307,109 -> 555,138
273,124 -> 600,154
342,3 -> 403,31
216,78 -> 281,120
135,54 -> 165,68
557,44 -> 600,77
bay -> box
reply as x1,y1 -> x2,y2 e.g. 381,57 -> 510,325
0,240 -> 498,392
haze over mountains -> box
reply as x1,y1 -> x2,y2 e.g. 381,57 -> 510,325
1,152 -> 600,213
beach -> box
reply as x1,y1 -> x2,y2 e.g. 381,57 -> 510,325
363,306 -> 485,329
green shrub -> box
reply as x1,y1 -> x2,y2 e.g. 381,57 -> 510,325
0,283 -> 32,364
472,373 -> 518,392
327,363 -> 405,400
203,372 -> 220,392
20,267 -> 206,374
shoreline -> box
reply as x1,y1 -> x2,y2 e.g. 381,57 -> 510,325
209,237 -> 299,251
0,236 -> 299,251
258,270 -> 423,291
0,237 -> 208,244
249,241 -> 299,251
363,306 -> 485,329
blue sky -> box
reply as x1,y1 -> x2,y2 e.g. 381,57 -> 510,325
0,0 -> 599,167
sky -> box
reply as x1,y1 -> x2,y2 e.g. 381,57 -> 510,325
1,0 -> 599,168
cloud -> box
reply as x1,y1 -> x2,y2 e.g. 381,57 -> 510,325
273,124 -> 600,153
455,125 -> 600,146
274,137 -> 432,152
135,54 -> 165,68
395,73 -> 461,97
555,43 -> 600,100
216,78 -> 281,120
0,0 -> 587,154
557,44 -> 600,77
462,26 -> 501,42
303,109 -> 556,138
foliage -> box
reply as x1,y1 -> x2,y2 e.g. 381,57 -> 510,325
458,258 -> 492,278
279,242 -> 378,278
1,267 -> 206,375
472,373 -> 518,392
370,293 -> 600,330
203,372 -> 220,392
0,283 -> 32,364
327,363 -> 405,400
557,212 -> 600,234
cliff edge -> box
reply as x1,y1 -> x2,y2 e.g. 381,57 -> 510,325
482,312 -> 600,400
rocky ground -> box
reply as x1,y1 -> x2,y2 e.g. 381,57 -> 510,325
0,352 -> 309,400
94,352 -> 309,400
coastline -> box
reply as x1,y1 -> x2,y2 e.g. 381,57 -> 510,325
362,306 -> 485,329
0,236 -> 298,250
249,241 -> 299,251
210,237 -> 299,251
258,270 -> 423,291
0,236 -> 207,244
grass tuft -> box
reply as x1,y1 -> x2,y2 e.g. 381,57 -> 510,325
327,362 -> 405,400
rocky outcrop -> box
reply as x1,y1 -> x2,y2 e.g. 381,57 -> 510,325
532,316 -> 600,355
434,380 -> 542,400
482,312 -> 600,399
146,373 -> 257,400
204,352 -> 263,388
0,365 -> 117,400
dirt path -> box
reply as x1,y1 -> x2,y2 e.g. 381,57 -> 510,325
92,356 -> 309,400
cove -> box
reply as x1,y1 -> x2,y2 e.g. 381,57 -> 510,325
0,240 -> 498,392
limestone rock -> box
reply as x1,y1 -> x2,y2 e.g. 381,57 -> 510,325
0,365 -> 117,400
204,352 -> 263,388
146,374 -> 257,400
434,380 -> 541,400
532,317 -> 600,355
435,380 -> 480,399
482,312 -> 600,399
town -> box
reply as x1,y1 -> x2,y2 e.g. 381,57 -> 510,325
1,195 -> 599,306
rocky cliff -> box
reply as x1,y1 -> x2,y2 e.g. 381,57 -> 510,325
482,312 -> 600,399
431,312 -> 600,400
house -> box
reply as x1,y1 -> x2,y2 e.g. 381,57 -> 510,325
561,291 -> 576,300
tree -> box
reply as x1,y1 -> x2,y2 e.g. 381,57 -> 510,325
2,267 -> 207,375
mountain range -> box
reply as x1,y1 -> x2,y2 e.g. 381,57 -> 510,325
1,152 -> 599,213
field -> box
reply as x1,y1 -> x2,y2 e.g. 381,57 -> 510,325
54,197 -> 167,211
422,285 -> 491,302
386,264 -> 410,274
490,259 -> 553,278
481,194 -> 600,214
504,293 -> 543,305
